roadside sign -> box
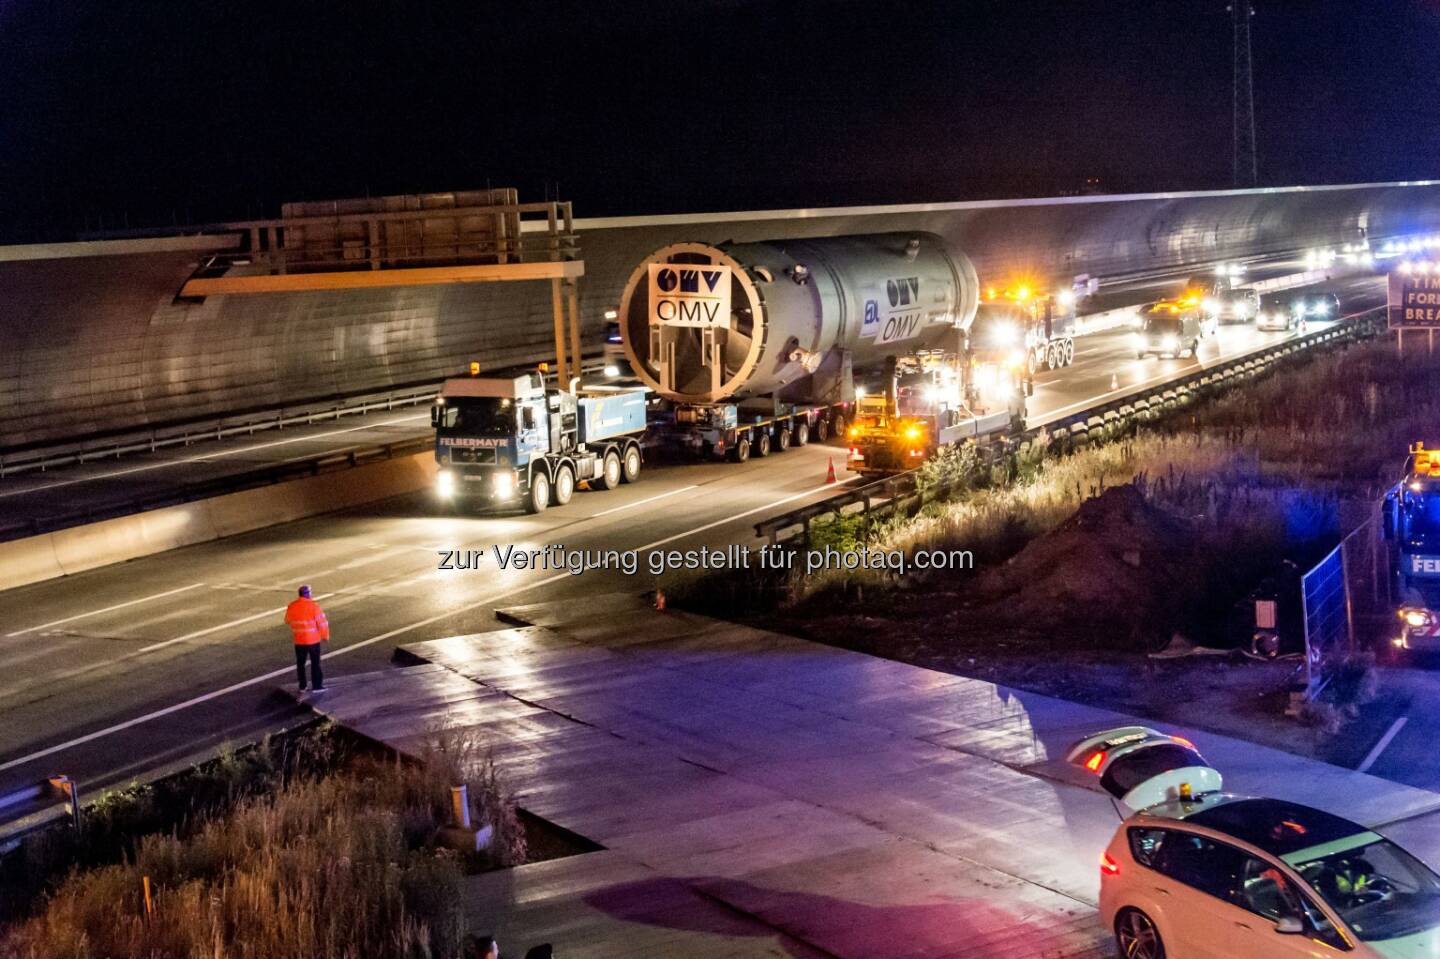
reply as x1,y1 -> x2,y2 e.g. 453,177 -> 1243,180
1388,270 -> 1440,329
647,263 -> 731,328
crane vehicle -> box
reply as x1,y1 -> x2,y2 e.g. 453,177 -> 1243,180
431,365 -> 646,514
977,282 -> 1077,375
1384,442 -> 1440,655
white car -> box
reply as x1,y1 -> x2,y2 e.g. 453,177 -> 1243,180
1070,727 -> 1440,958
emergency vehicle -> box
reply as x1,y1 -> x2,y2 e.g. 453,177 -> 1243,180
1384,442 -> 1440,654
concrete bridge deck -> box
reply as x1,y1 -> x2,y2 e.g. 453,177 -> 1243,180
296,594 -> 1440,958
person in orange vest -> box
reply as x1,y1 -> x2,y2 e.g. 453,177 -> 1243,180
285,584 -> 329,692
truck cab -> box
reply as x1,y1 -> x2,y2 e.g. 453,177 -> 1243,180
1384,442 -> 1440,654
432,368 -> 646,514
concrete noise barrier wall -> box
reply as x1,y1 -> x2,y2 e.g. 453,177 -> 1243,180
0,453 -> 437,591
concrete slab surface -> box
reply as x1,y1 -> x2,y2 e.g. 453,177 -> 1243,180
299,594 -> 1440,957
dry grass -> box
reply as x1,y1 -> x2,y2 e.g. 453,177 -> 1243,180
2,727 -> 526,959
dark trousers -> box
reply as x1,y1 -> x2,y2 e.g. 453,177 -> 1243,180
294,643 -> 323,689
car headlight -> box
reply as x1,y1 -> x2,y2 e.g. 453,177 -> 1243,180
1162,335 -> 1179,350
1314,303 -> 1330,316
492,472 -> 514,497
1402,608 -> 1431,628
436,470 -> 456,498
604,364 -> 621,378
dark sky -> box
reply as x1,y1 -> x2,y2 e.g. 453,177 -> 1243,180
2,0 -> 1439,239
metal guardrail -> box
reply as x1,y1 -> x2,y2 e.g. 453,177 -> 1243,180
757,311 -> 1381,548
0,775 -> 80,853
0,434 -> 432,544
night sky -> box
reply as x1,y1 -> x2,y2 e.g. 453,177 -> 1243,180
2,0 -> 1438,241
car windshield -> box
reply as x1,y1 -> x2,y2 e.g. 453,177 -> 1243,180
437,398 -> 514,437
1143,314 -> 1181,333
1289,836 -> 1440,941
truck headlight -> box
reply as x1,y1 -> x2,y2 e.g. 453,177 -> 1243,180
1234,302 -> 1252,318
436,470 -> 456,499
492,472 -> 514,497
1401,608 -> 1431,628
604,365 -> 621,378
1202,298 -> 1219,315
1162,335 -> 1179,351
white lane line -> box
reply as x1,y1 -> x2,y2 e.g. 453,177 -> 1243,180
6,583 -> 207,637
591,485 -> 699,518
1357,717 -> 1409,774
0,413 -> 429,499
0,483 -> 836,774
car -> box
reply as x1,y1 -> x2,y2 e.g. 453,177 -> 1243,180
1135,303 -> 1211,359
1289,291 -> 1343,324
1072,727 -> 1440,958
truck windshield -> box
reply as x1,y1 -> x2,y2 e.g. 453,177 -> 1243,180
437,398 -> 514,437
1143,314 -> 1181,334
1403,493 -> 1440,544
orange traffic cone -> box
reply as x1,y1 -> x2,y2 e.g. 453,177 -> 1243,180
825,457 -> 837,483
655,589 -> 666,611
1110,373 -> 1119,391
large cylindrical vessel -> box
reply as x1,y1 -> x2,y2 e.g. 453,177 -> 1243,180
617,232 -> 979,404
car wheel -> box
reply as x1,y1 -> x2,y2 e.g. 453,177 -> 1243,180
525,472 -> 550,514
552,464 -> 575,505
755,431 -> 772,457
621,445 -> 642,483
731,436 -> 751,463
1115,908 -> 1165,959
793,420 -> 810,446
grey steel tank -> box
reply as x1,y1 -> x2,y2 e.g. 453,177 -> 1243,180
616,232 -> 979,405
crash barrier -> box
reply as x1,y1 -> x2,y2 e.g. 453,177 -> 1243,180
0,357 -> 611,479
0,776 -> 80,853
756,310 -> 1382,549
0,451 -> 437,590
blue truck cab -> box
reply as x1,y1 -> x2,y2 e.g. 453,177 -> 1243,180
431,369 -> 646,514
1384,442 -> 1440,653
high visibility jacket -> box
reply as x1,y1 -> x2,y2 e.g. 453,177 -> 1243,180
285,597 -> 330,646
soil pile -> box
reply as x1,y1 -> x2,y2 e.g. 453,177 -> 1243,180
968,483 -> 1195,648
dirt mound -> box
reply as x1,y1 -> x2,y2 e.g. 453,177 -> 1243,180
970,483 -> 1195,647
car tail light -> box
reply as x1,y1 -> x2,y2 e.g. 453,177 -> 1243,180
1100,852 -> 1120,876
1084,750 -> 1105,773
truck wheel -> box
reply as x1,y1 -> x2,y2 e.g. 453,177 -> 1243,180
793,420 -> 810,446
1045,344 -> 1058,370
526,472 -> 550,514
731,436 -> 751,463
1189,338 -> 1200,357
621,445 -> 642,483
830,414 -> 847,442
813,417 -> 830,442
1063,339 -> 1075,365
1027,351 -> 1039,377
1136,350 -> 1147,360
597,450 -> 622,490
755,432 -> 772,457
552,464 -> 575,506
776,428 -> 791,452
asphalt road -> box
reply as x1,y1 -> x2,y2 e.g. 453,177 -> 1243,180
0,271 -> 1389,796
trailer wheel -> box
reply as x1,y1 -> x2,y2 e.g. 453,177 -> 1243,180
776,428 -> 791,452
1063,338 -> 1075,365
621,444 -> 642,483
731,436 -> 751,463
597,450 -> 622,490
755,432 -> 772,457
830,414 -> 847,442
813,417 -> 830,442
552,464 -> 575,506
526,472 -> 550,514
793,420 -> 810,446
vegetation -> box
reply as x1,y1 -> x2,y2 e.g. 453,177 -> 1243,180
1,724 -> 527,959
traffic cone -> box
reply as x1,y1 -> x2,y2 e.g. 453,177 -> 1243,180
1110,373 -> 1119,391
825,457 -> 837,483
655,589 -> 666,611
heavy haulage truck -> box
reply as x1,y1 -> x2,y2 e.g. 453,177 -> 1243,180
432,367 -> 646,514
615,233 -> 984,462
1384,441 -> 1440,654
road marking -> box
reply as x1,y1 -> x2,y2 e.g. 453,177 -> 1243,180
5,583 -> 207,637
0,483 -> 836,774
1357,716 -> 1409,774
591,485 -> 699,517
0,412 -> 428,499
132,591 -> 339,655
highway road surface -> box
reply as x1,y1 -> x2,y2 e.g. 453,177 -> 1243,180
0,273 -> 1386,798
